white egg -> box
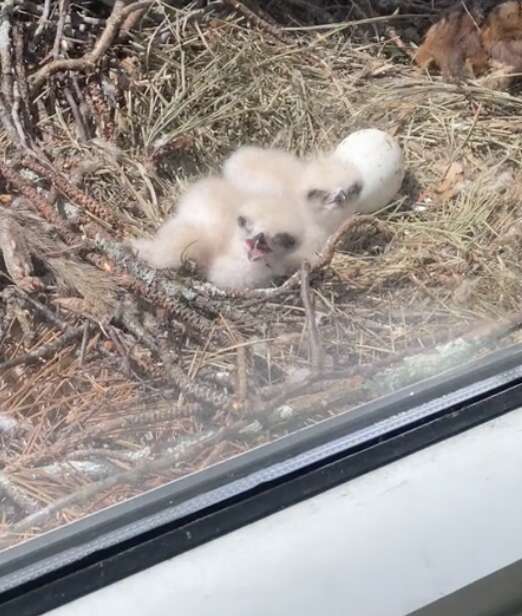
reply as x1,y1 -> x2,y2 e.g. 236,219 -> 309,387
333,128 -> 405,214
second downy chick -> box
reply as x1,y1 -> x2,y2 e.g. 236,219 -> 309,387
297,155 -> 365,239
222,145 -> 306,196
222,145 -> 365,244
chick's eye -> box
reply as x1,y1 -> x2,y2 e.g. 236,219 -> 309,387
306,188 -> 328,202
237,215 -> 248,228
274,233 -> 297,250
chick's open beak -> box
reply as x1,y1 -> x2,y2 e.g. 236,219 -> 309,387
246,232 -> 272,261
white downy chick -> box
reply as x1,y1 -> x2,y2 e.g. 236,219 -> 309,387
130,176 -> 310,289
223,145 -> 368,244
130,177 -> 240,270
223,133 -> 404,243
222,145 -> 361,251
298,130 -> 404,239
207,192 -> 310,289
297,155 -> 365,239
222,145 -> 305,196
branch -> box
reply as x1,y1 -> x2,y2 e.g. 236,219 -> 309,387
30,1 -> 153,92
52,0 -> 68,59
222,0 -> 285,42
93,235 -> 219,338
300,261 -> 323,372
0,216 -> 43,290
112,293 -> 229,408
0,326 -> 84,371
13,23 -> 34,141
34,0 -> 51,39
5,428 -> 222,535
0,161 -> 78,245
0,1 -> 20,143
0,1 -> 14,107
22,157 -> 119,232
0,471 -> 40,515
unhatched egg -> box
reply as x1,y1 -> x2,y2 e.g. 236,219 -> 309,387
333,128 -> 405,214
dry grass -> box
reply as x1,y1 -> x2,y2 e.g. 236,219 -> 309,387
1,1 -> 522,547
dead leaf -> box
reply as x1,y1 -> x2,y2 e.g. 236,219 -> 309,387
435,161 -> 465,201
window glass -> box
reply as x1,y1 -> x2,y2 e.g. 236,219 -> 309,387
1,2 -> 520,551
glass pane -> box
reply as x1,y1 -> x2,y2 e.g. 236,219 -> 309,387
1,1 -> 520,552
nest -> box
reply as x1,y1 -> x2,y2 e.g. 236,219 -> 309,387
1,0 -> 522,548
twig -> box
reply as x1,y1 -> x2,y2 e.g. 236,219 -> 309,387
21,157 -> 119,232
52,0 -> 68,59
157,342 -> 230,408
11,83 -> 27,145
267,320 -> 469,407
71,74 -> 94,135
66,447 -> 152,464
0,216 -> 42,290
34,0 -> 51,39
120,3 -> 148,39
93,236 -> 217,338
0,95 -> 18,142
255,318 -> 503,410
261,377 -> 368,429
42,242 -> 90,258
87,80 -> 114,141
0,2 -> 20,143
222,0 -> 285,42
30,1 -> 153,92
115,294 -> 161,353
0,161 -> 78,245
300,260 -> 323,372
13,23 -> 33,140
5,395 -> 203,473
78,321 -> 90,366
253,325 -> 506,431
96,400 -> 202,430
0,471 -> 40,515
3,286 -> 34,344
309,215 -> 389,274
0,1 -> 14,108
63,86 -> 89,142
15,288 -> 69,330
106,325 -> 134,377
5,428 -> 223,534
114,292 -> 227,405
36,459 -> 116,482
235,345 -> 248,411
0,326 -> 84,371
